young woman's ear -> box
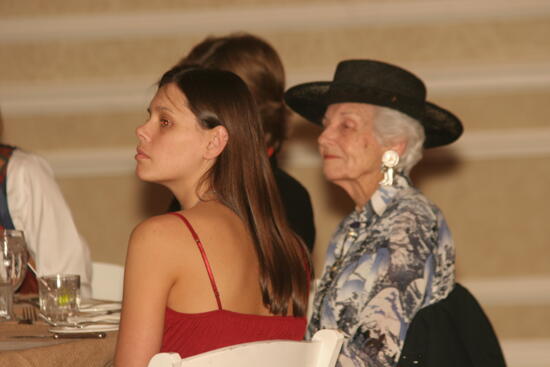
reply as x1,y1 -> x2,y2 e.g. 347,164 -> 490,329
204,126 -> 229,160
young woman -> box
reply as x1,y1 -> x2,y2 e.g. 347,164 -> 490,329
114,66 -> 309,367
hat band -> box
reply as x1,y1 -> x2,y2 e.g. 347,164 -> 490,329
325,83 -> 426,121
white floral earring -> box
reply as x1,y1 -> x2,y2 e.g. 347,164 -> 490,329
380,150 -> 399,186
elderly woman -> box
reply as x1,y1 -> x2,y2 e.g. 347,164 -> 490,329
284,60 -> 463,367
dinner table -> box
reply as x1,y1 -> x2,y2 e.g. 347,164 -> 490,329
0,299 -> 118,367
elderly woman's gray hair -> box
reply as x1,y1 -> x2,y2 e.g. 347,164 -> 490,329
373,106 -> 425,174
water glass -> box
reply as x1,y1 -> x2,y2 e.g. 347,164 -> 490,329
0,283 -> 13,320
0,229 -> 28,321
39,274 -> 80,322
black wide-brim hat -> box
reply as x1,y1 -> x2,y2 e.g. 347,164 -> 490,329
284,59 -> 463,148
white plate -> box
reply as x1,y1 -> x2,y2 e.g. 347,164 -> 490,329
69,313 -> 120,323
49,324 -> 119,334
79,300 -> 121,313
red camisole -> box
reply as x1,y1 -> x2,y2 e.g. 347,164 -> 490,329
160,212 -> 306,358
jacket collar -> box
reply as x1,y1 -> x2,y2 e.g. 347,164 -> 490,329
356,173 -> 411,220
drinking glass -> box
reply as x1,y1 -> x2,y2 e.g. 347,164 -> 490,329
0,229 -> 28,321
39,274 -> 80,322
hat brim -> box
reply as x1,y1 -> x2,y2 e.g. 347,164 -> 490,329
285,82 -> 463,148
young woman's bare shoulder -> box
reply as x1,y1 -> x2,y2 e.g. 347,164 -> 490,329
129,213 -> 197,254
176,202 -> 249,259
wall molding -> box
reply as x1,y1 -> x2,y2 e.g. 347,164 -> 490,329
424,127 -> 550,162
41,127 -> 550,178
44,148 -> 138,178
284,127 -> 550,166
0,80 -> 156,117
2,63 -> 550,118
460,275 -> 550,307
1,0 -> 550,42
294,63 -> 550,96
501,338 -> 550,367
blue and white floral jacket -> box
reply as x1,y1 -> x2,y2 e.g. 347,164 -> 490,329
308,174 -> 455,367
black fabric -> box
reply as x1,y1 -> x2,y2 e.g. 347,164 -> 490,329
270,158 -> 315,252
167,158 -> 316,253
0,144 -> 16,230
398,283 -> 506,367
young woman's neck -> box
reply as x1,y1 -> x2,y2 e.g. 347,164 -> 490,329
171,181 -> 217,210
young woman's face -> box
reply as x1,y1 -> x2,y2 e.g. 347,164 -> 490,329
135,83 -> 212,186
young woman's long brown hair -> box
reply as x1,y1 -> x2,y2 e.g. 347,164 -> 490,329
159,66 -> 309,317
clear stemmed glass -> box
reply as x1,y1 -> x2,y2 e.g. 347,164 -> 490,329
0,229 -> 29,321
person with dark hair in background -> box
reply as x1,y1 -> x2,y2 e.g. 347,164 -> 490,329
169,33 -> 316,252
0,109 -> 92,297
115,66 -> 310,366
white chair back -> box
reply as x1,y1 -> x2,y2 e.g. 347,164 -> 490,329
91,261 -> 124,301
148,329 -> 343,367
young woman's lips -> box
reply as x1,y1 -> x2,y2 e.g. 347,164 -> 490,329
135,148 -> 150,160
323,154 -> 339,160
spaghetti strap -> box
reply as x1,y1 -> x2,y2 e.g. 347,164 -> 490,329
169,212 -> 223,310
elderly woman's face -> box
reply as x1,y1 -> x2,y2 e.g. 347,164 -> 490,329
318,103 -> 385,185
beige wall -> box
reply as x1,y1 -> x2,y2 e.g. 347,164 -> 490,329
1,1 -> 549,365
